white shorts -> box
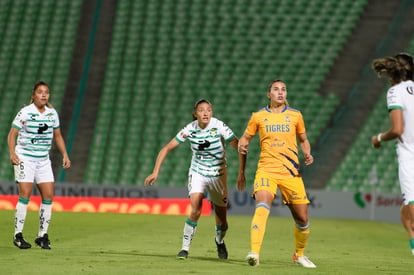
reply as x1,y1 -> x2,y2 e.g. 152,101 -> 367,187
14,158 -> 54,184
187,172 -> 228,207
397,145 -> 414,205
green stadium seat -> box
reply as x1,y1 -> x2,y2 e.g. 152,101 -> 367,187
81,0 -> 369,186
0,0 -> 82,183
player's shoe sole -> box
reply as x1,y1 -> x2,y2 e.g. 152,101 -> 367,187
246,252 -> 259,266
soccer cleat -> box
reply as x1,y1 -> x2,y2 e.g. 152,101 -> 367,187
293,253 -> 316,268
13,232 -> 32,249
246,252 -> 259,266
35,233 -> 51,249
215,239 -> 228,259
176,250 -> 188,259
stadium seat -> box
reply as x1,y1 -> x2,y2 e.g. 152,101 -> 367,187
326,86 -> 404,192
0,0 -> 82,183
82,0 -> 368,186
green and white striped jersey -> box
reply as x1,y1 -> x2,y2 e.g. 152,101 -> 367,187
175,117 -> 235,177
12,103 -> 60,160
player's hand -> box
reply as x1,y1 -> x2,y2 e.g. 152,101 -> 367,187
236,172 -> 246,191
304,153 -> 314,166
10,153 -> 20,165
144,174 -> 157,186
371,135 -> 381,148
238,144 -> 248,155
63,156 -> 71,169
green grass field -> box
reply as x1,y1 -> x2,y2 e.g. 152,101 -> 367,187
0,210 -> 413,274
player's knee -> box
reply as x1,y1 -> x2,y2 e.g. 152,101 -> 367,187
409,220 -> 414,232
189,209 -> 202,220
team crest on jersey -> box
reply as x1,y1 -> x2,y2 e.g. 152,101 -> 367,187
285,115 -> 290,122
209,128 -> 219,137
46,113 -> 55,121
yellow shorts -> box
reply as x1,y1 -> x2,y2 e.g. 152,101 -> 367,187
253,170 -> 310,205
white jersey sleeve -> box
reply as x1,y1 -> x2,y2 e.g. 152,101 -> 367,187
386,85 -> 403,110
387,80 -> 414,144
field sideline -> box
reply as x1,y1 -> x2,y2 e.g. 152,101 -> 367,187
0,210 -> 413,274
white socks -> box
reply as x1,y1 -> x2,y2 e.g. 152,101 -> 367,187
182,218 -> 197,251
14,199 -> 29,236
14,198 -> 53,238
38,201 -> 52,237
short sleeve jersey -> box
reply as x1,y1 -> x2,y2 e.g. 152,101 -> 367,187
12,103 -> 60,160
175,117 -> 235,177
387,80 -> 414,145
244,105 -> 306,178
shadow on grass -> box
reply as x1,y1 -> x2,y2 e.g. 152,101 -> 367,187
93,250 -> 247,265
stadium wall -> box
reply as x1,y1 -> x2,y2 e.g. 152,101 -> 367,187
0,182 -> 401,223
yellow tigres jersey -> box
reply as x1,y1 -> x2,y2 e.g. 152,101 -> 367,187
244,105 -> 306,178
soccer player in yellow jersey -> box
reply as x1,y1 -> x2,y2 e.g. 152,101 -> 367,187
237,79 -> 316,268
